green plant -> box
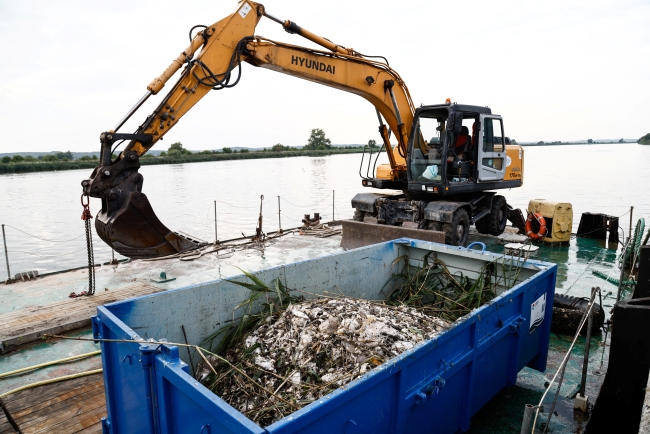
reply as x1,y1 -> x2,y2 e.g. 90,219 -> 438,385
1,156 -> 11,164
304,128 -> 332,150
222,147 -> 233,153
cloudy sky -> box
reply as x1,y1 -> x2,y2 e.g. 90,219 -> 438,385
0,0 -> 648,153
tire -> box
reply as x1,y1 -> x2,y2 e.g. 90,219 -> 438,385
442,209 -> 470,246
485,195 -> 508,236
475,217 -> 489,234
427,220 -> 441,231
353,209 -> 365,222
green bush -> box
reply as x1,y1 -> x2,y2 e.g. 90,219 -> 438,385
79,155 -> 92,161
168,149 -> 182,157
222,147 -> 233,153
1,156 -> 10,164
240,148 -> 249,153
12,155 -> 24,162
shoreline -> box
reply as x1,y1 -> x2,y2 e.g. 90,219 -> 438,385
0,148 -> 365,175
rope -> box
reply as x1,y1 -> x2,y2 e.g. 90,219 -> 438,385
2,225 -> 84,243
531,288 -> 599,434
0,351 -> 101,378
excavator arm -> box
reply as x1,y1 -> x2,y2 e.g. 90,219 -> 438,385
82,1 -> 416,259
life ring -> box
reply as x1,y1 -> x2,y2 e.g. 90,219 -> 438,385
525,213 -> 547,239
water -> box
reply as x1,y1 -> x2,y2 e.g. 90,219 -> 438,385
0,143 -> 648,274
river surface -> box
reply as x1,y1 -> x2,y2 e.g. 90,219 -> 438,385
0,143 -> 648,274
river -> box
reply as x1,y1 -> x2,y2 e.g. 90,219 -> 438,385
0,143 -> 648,275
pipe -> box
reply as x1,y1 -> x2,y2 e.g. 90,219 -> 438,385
332,190 -> 335,221
0,369 -> 103,399
521,404 -> 535,434
0,350 -> 101,379
2,224 -> 10,281
578,288 -> 596,398
629,206 -> 634,243
278,196 -> 282,233
214,200 -> 218,243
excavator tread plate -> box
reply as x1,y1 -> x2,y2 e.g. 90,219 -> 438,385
340,220 -> 444,250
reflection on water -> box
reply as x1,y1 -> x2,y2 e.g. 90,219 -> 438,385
0,143 -> 649,274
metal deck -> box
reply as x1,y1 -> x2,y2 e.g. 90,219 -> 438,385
0,226 -> 633,433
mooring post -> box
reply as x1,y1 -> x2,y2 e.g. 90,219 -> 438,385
2,224 -> 10,281
214,200 -> 218,244
277,196 -> 282,233
332,190 -> 335,221
629,205 -> 634,242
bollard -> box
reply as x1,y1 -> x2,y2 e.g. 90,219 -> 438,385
2,224 -> 11,281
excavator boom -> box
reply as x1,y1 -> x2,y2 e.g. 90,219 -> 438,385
82,1 -> 416,258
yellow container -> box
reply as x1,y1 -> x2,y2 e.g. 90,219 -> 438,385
527,200 -> 573,243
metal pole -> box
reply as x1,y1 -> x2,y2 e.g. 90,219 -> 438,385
278,196 -> 282,233
579,288 -> 596,399
520,404 -> 535,434
111,248 -> 115,264
332,190 -> 335,221
2,224 -> 10,280
617,244 -> 630,302
214,200 -> 218,244
629,206 -> 634,243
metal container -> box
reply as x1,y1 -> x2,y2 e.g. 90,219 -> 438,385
93,239 -> 557,434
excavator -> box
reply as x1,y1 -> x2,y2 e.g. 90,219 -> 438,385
82,0 -> 524,259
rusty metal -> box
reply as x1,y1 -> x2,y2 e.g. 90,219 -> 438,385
340,219 -> 444,250
302,213 -> 322,227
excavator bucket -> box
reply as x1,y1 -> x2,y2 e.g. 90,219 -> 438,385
340,220 -> 445,250
95,191 -> 199,259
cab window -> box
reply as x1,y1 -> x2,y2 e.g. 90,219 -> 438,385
483,118 -> 504,153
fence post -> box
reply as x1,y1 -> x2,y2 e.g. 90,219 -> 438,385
278,196 -> 282,233
2,224 -> 11,281
214,200 -> 218,244
332,190 -> 335,221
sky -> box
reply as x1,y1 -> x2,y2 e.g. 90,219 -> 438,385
0,0 -> 648,153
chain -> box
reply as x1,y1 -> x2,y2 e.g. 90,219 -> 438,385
70,194 -> 95,298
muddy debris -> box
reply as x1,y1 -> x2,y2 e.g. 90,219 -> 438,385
197,297 -> 448,427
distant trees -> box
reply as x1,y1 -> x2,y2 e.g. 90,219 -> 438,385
304,128 -> 332,150
272,143 -> 287,152
588,139 -> 593,144
168,142 -> 192,157
222,147 -> 233,153
1,156 -> 10,164
367,139 -> 378,148
537,141 -> 545,145
638,133 -> 650,145
619,138 -> 624,143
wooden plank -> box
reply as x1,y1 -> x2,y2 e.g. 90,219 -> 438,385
6,375 -> 102,414
11,381 -> 103,423
33,405 -> 105,434
0,283 -> 162,351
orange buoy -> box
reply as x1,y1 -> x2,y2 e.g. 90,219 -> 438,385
526,213 -> 548,240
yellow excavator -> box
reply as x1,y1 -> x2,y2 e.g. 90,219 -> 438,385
82,1 -> 524,258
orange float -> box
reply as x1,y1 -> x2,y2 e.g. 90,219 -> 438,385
526,213 -> 548,240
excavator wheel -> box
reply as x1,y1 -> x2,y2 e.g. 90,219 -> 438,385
442,209 -> 470,247
475,217 -> 489,234
353,209 -> 366,222
426,220 -> 441,231
484,195 -> 509,236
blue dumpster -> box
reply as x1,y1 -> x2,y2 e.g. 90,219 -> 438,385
93,239 -> 557,433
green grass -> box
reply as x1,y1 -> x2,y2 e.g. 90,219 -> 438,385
0,148 -> 365,174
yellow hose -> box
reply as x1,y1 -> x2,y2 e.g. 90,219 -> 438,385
0,369 -> 103,399
0,350 -> 101,379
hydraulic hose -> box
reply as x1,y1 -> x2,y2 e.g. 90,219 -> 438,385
0,350 -> 101,379
0,369 -> 103,399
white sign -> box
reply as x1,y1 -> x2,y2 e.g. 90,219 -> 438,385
530,293 -> 546,334
239,3 -> 252,18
